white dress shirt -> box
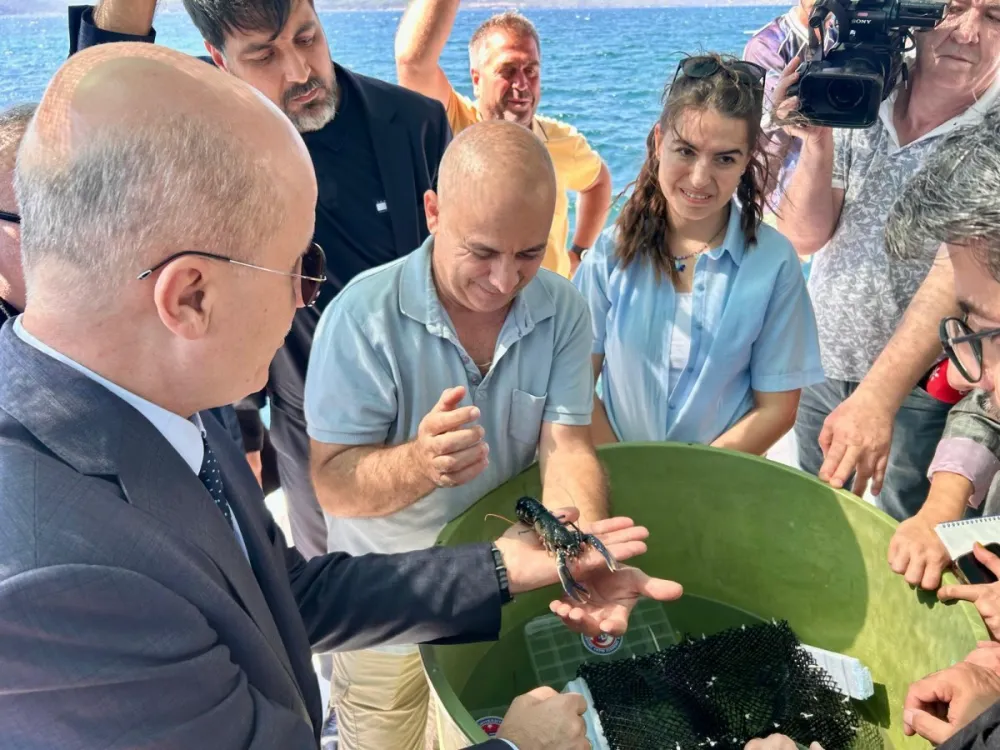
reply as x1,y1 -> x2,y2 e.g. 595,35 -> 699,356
14,318 -> 249,559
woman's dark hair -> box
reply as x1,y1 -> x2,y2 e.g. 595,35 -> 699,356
615,53 -> 772,284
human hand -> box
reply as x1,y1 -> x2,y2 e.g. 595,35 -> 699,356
965,641 -> 1000,677
412,386 -> 488,489
745,735 -> 825,750
771,56 -> 833,147
494,507 -> 682,637
496,686 -> 589,749
245,450 -> 263,488
938,543 -> 1000,640
817,387 -> 895,496
904,661 -> 1000,744
888,513 -> 953,591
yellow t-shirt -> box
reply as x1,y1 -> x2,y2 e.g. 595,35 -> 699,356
445,89 -> 604,278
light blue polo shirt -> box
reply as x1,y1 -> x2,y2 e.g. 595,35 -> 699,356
574,201 -> 824,445
305,235 -> 594,557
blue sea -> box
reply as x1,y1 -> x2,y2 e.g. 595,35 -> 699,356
0,5 -> 786,196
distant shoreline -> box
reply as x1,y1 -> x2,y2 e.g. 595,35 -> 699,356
0,2 -> 786,18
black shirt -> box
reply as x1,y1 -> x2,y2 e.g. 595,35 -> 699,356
267,72 -> 416,427
305,79 -> 397,294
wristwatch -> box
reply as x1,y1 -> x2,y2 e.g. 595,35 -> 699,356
569,243 -> 590,260
490,542 -> 513,605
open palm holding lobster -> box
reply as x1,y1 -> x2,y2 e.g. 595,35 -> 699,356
493,503 -> 683,638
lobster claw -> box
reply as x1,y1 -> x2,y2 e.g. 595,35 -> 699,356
556,548 -> 590,603
584,534 -> 619,572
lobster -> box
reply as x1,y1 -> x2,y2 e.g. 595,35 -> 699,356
489,496 -> 619,602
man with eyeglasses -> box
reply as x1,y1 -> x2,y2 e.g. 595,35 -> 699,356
0,41 -> 673,750
881,104 -> 1000,595
70,0 -> 454,571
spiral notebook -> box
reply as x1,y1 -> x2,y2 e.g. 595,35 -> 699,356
935,517 -> 1000,560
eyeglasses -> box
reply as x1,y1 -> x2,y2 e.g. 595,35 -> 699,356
939,316 -> 1000,383
137,242 -> 327,307
0,210 -> 19,224
673,56 -> 767,90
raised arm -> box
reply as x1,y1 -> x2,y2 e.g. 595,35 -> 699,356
395,0 -> 461,108
92,0 -> 157,35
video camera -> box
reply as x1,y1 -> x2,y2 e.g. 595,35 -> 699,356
789,0 -> 948,128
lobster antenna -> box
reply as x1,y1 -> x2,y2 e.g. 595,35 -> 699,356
549,482 -> 578,514
484,512 -> 516,525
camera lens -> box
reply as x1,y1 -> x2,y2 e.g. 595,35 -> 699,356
826,79 -> 866,110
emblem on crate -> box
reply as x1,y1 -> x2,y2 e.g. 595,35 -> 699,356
476,716 -> 504,736
582,631 -> 623,655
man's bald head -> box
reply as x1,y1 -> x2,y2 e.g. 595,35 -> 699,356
16,42 -> 315,311
436,119 -> 556,216
425,120 -> 556,316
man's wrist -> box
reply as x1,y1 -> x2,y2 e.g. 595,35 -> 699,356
492,537 -> 528,596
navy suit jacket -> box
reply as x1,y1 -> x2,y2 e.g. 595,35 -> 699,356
0,323 -> 508,749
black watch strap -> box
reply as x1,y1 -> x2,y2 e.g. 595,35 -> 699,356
490,543 -> 513,605
570,243 -> 588,256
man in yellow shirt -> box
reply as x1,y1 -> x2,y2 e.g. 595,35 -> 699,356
395,0 -> 612,278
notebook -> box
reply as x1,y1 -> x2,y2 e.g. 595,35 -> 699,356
935,516 -> 1000,560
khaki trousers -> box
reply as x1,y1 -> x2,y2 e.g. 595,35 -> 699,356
331,649 -> 436,750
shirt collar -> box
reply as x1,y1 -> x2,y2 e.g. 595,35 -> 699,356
879,70 -> 1000,150
12,317 -> 206,475
468,99 -> 549,142
398,235 -> 557,337
706,200 -> 748,266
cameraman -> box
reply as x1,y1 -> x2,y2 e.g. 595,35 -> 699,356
773,0 -> 1000,522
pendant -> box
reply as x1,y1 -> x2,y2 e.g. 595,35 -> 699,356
674,259 -> 686,273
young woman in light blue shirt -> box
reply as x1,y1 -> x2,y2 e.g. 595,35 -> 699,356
574,53 -> 824,455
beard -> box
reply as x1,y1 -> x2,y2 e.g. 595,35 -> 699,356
282,72 -> 338,133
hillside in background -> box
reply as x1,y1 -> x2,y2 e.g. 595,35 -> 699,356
3,0 -> 782,15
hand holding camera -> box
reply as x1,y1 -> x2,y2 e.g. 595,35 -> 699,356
775,0 -> 948,130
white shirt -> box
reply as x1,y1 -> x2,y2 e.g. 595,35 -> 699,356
14,318 -> 249,559
668,293 -> 693,393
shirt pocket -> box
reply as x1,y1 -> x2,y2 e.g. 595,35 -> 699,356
508,389 -> 547,445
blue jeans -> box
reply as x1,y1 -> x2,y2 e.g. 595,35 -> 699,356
794,378 -> 951,522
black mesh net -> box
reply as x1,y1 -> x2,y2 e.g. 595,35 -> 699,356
576,620 -> 883,750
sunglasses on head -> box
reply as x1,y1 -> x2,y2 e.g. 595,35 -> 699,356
137,242 -> 328,307
673,56 -> 767,89
0,210 -> 20,224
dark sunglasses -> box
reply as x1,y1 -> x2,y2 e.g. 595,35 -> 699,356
673,56 -> 767,90
0,210 -> 20,224
137,242 -> 327,307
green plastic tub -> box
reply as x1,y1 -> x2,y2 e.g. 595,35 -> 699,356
421,443 -> 988,749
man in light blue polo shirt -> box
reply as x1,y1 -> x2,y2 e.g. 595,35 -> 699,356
303,120 -> 607,750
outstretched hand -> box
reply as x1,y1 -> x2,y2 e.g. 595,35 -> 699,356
493,507 -> 683,638
550,563 -> 683,637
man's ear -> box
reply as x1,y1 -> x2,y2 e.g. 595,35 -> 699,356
153,260 -> 214,341
206,42 -> 228,72
470,66 -> 481,100
424,189 -> 440,234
